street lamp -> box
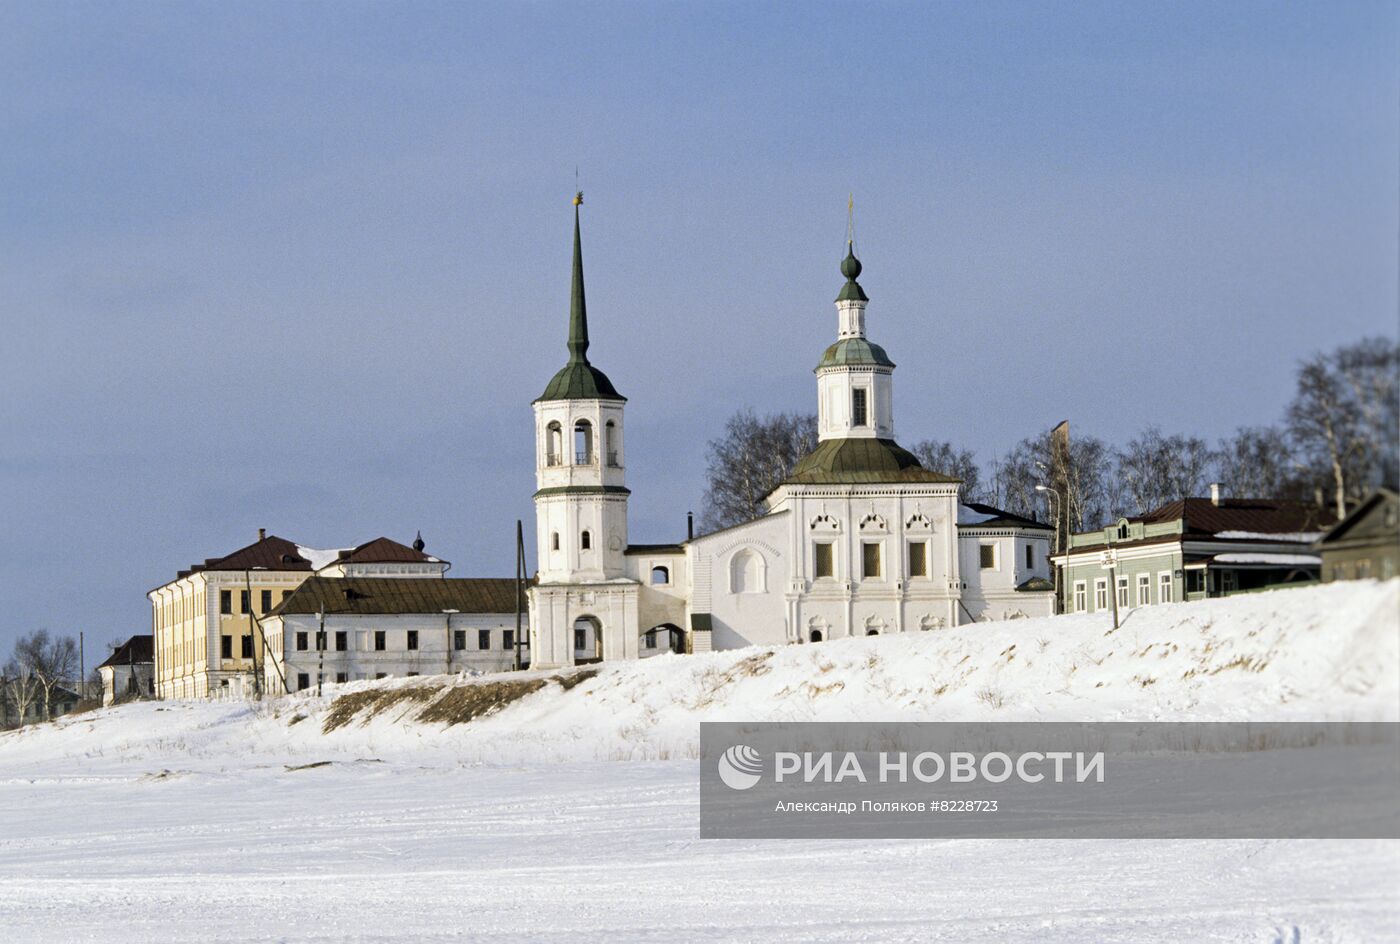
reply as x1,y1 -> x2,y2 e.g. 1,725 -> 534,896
1035,484 -> 1064,612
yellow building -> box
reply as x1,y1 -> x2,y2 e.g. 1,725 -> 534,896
149,532 -> 452,699
148,531 -> 316,699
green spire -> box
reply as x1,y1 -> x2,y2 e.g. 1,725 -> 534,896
536,192 -> 623,403
568,192 -> 589,363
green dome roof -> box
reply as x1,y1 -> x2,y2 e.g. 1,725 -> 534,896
816,337 -> 895,370
836,244 -> 868,302
787,438 -> 962,485
539,361 -> 623,402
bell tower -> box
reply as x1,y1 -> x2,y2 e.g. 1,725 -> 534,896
527,193 -> 640,667
815,240 -> 896,442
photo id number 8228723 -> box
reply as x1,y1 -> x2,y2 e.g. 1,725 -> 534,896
929,800 -> 998,813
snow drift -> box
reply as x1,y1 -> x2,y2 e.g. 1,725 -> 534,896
3,580 -> 1396,773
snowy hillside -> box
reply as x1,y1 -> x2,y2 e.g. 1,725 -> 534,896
4,580 -> 1395,774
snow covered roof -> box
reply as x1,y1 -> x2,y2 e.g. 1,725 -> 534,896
1210,553 -> 1321,566
1214,531 -> 1324,543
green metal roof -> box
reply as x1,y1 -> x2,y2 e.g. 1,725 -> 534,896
538,362 -> 623,402
533,485 -> 631,498
786,438 -> 962,485
817,337 -> 895,370
835,244 -> 868,302
537,198 -> 624,403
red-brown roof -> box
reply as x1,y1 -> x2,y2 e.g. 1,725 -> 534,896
333,536 -> 441,565
179,535 -> 311,578
1142,498 -> 1335,537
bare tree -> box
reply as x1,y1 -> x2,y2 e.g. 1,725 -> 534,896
700,410 -> 818,531
1287,337 -> 1400,518
1115,426 -> 1214,516
908,440 -> 980,500
1,659 -> 42,728
1214,425 -> 1325,502
15,630 -> 78,722
995,429 -> 1113,530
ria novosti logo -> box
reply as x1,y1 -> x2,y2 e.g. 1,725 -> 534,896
718,745 -> 763,790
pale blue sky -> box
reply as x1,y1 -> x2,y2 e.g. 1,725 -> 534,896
2,1 -> 1396,657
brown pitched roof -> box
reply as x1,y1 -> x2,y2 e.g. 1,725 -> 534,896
1142,498 -> 1335,537
332,537 -> 442,565
271,577 -> 529,617
98,635 -> 153,669
179,535 -> 311,578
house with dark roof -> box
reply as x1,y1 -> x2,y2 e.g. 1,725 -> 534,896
260,577 -> 530,693
148,530 -> 449,699
524,199 -> 1056,667
98,635 -> 154,706
1317,488 -> 1399,583
1052,487 -> 1335,615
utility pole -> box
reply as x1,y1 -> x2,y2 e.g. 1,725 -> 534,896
316,608 -> 325,698
514,520 -> 525,671
79,631 -> 85,703
1102,548 -> 1120,631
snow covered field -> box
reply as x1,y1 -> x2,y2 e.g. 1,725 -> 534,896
1,581 -> 1397,942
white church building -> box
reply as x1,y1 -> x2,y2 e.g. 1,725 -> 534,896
526,196 -> 1055,668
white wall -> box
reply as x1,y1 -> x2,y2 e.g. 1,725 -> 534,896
265,612 -> 528,692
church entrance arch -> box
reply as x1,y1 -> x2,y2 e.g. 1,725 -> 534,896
573,615 -> 603,665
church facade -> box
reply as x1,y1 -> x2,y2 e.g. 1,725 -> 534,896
526,196 -> 1055,669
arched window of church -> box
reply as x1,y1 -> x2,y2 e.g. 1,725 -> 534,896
551,532 -> 560,551
574,420 -> 593,464
729,548 -> 765,594
581,530 -> 592,551
546,422 -> 563,466
650,565 -> 669,585
605,421 -> 618,467
810,629 -> 824,642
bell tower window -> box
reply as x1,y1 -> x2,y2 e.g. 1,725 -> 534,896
851,388 -> 868,427
605,421 -> 618,467
546,422 -> 563,466
581,530 -> 592,551
574,420 -> 593,464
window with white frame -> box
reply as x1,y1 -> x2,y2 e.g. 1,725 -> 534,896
1094,579 -> 1107,610
1073,581 -> 1087,612
979,544 -> 997,569
1116,575 -> 1129,609
1158,571 -> 1173,603
813,542 -> 835,579
1137,572 -> 1151,606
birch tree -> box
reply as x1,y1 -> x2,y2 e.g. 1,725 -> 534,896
15,630 -> 78,722
1287,337 -> 1400,518
1,659 -> 42,728
1115,426 -> 1214,516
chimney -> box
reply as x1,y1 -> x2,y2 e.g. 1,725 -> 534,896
258,527 -> 266,541
1209,483 -> 1223,506
687,512 -> 694,541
